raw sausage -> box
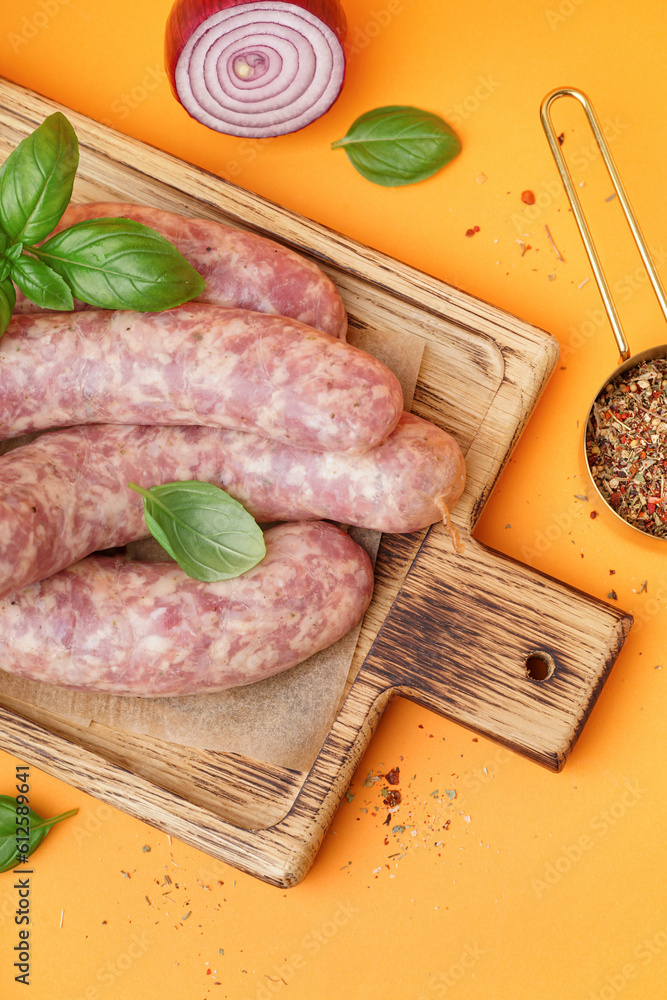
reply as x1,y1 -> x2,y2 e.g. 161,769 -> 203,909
0,413 -> 464,598
0,304 -> 403,451
15,201 -> 348,340
0,521 -> 374,696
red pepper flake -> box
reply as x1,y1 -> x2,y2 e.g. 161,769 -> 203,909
521,190 -> 536,205
385,768 -> 400,785
557,132 -> 565,145
590,510 -> 599,519
385,790 -> 402,808
465,226 -> 480,237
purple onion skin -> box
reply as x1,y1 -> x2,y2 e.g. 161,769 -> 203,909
165,0 -> 348,137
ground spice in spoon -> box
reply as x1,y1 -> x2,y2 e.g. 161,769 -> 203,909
586,357 -> 667,537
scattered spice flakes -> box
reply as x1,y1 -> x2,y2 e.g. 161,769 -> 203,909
557,132 -> 565,145
605,192 -> 617,202
384,790 -> 402,808
574,493 -> 589,501
590,510 -> 599,519
385,767 -> 400,785
544,224 -> 565,261
609,569 -> 616,575
521,190 -> 536,205
608,590 -> 618,600
345,788 -> 355,803
465,225 -> 480,238
516,239 -> 532,257
142,845 -> 151,853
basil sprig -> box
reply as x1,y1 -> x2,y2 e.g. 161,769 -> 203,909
332,105 -> 462,187
0,795 -> 78,873
128,480 -> 266,583
0,112 -> 206,336
34,218 -> 206,312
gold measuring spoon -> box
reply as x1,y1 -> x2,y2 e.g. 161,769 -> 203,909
541,86 -> 667,538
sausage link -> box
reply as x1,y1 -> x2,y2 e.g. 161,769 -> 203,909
15,201 -> 348,339
0,413 -> 464,599
0,304 -> 402,450
0,522 -> 374,696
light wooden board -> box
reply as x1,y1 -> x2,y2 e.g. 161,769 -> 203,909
0,79 -> 632,887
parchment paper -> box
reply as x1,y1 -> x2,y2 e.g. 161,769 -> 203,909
0,326 -> 425,771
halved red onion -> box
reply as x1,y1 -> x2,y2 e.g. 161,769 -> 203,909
165,0 -> 347,137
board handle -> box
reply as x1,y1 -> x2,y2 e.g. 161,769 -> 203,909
359,531 -> 632,771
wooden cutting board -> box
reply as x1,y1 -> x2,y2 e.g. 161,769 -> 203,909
0,78 -> 632,887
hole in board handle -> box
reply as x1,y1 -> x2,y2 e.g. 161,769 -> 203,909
525,651 -> 556,681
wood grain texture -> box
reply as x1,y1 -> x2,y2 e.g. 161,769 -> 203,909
0,78 -> 633,886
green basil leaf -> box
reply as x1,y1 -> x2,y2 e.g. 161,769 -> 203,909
331,105 -> 462,187
0,229 -> 10,255
0,795 -> 78,873
34,218 -> 206,311
3,242 -> 23,262
10,254 -> 74,311
128,481 -> 266,582
0,277 -> 16,338
0,112 -> 78,244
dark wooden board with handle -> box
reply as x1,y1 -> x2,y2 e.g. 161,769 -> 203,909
0,79 -> 632,887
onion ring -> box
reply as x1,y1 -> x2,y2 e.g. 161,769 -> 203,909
165,0 -> 347,137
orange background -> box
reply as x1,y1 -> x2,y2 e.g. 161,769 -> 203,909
1,1 -> 667,997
